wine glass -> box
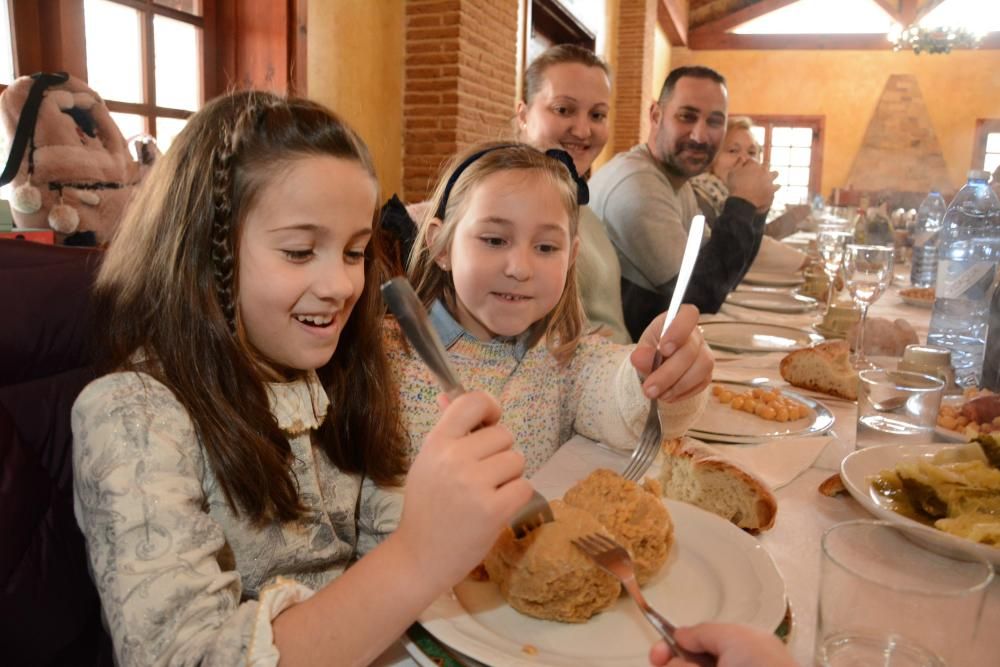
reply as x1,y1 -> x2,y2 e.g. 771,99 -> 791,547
842,244 -> 895,370
815,228 -> 854,319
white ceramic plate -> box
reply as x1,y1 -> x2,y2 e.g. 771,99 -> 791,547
419,500 -> 787,667
726,291 -> 818,313
701,321 -> 822,353
841,444 -> 1000,566
934,395 -> 976,443
688,381 -> 835,443
741,270 -> 805,287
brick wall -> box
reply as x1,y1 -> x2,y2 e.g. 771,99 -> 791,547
611,0 -> 656,154
846,74 -> 954,194
403,0 -> 519,202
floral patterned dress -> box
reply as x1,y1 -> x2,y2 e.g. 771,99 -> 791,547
72,370 -> 394,666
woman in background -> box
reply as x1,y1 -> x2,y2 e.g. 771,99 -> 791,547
516,44 -> 630,343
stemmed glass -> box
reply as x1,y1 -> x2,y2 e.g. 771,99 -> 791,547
815,228 -> 854,319
842,244 -> 895,370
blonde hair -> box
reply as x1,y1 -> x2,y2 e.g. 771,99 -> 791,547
408,142 -> 585,364
726,115 -> 762,159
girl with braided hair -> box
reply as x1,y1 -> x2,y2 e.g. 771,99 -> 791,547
71,91 -> 531,665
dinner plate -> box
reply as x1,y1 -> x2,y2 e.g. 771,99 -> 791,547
934,395 -> 977,443
840,444 -> 1000,567
688,381 -> 835,443
726,291 -> 818,313
740,270 -> 805,287
701,321 -> 822,353
418,500 -> 787,667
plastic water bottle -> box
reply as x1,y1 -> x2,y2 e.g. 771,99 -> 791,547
927,171 -> 1000,387
909,191 -> 946,287
983,285 -> 1000,391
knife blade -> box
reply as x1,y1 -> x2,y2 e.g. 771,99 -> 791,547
659,214 -> 705,338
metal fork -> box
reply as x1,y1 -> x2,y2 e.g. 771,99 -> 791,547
573,534 -> 716,667
381,277 -> 554,539
621,215 -> 705,482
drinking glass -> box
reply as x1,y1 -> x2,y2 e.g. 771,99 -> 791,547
816,520 -> 992,666
815,228 -> 853,319
843,244 -> 894,369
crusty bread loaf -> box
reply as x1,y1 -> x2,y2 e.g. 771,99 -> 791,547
779,340 -> 858,400
846,317 -> 919,357
659,437 -> 777,533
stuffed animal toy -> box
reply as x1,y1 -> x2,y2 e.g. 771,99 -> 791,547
0,72 -> 154,244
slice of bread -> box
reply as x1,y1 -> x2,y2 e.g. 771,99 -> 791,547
779,340 -> 858,401
659,437 -> 777,533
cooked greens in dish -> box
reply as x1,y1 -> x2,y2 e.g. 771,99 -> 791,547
870,434 -> 1000,547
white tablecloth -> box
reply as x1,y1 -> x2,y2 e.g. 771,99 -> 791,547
377,266 -> 1000,666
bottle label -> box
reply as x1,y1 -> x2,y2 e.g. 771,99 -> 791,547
937,261 -> 994,299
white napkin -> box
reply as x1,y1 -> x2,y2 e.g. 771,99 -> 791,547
691,435 -> 831,490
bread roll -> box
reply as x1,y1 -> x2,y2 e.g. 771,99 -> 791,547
659,437 -> 777,533
779,340 -> 858,400
484,501 -> 621,623
847,317 -> 918,357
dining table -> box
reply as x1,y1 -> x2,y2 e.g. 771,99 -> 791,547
375,249 -> 1000,666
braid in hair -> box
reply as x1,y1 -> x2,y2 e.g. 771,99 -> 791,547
210,100 -> 259,331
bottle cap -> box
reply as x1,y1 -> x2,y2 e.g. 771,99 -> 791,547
968,169 -> 990,181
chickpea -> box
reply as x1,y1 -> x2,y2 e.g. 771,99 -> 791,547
775,406 -> 789,422
718,390 -> 733,404
731,396 -> 745,410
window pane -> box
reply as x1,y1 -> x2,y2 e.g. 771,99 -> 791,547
85,0 -> 144,103
789,127 -> 813,147
154,0 -> 203,16
772,127 -> 794,146
789,166 -> 811,187
154,15 -> 201,110
0,0 -> 14,84
790,146 -> 812,167
770,146 -> 791,166
156,116 -> 189,152
985,153 -> 1000,175
110,112 -> 147,141
986,132 -> 1000,154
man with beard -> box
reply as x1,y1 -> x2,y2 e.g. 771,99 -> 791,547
589,66 -> 779,340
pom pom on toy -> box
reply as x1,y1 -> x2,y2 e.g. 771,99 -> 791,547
11,182 -> 41,213
48,202 -> 80,234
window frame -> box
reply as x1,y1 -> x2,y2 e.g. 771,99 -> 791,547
83,0 -> 205,139
972,118 -> 1000,173
745,114 -> 825,201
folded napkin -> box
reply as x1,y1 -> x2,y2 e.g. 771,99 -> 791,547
690,435 -> 831,490
533,431 -> 830,498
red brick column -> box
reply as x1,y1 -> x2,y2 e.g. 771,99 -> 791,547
403,0 -> 518,202
612,0 -> 656,154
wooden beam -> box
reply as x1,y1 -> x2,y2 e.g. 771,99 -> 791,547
689,32 -> 894,50
657,0 -> 688,47
900,0 -> 918,25
913,0 -> 946,24
688,29 -> 1000,50
872,0 -> 901,22
688,0 -> 797,37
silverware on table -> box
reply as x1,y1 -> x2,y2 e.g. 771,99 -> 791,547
622,214 -> 706,482
573,533 -> 716,667
380,277 -> 554,538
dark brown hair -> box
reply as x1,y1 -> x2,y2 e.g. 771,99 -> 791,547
94,90 -> 405,525
408,142 -> 585,364
522,43 -> 611,105
658,65 -> 727,103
